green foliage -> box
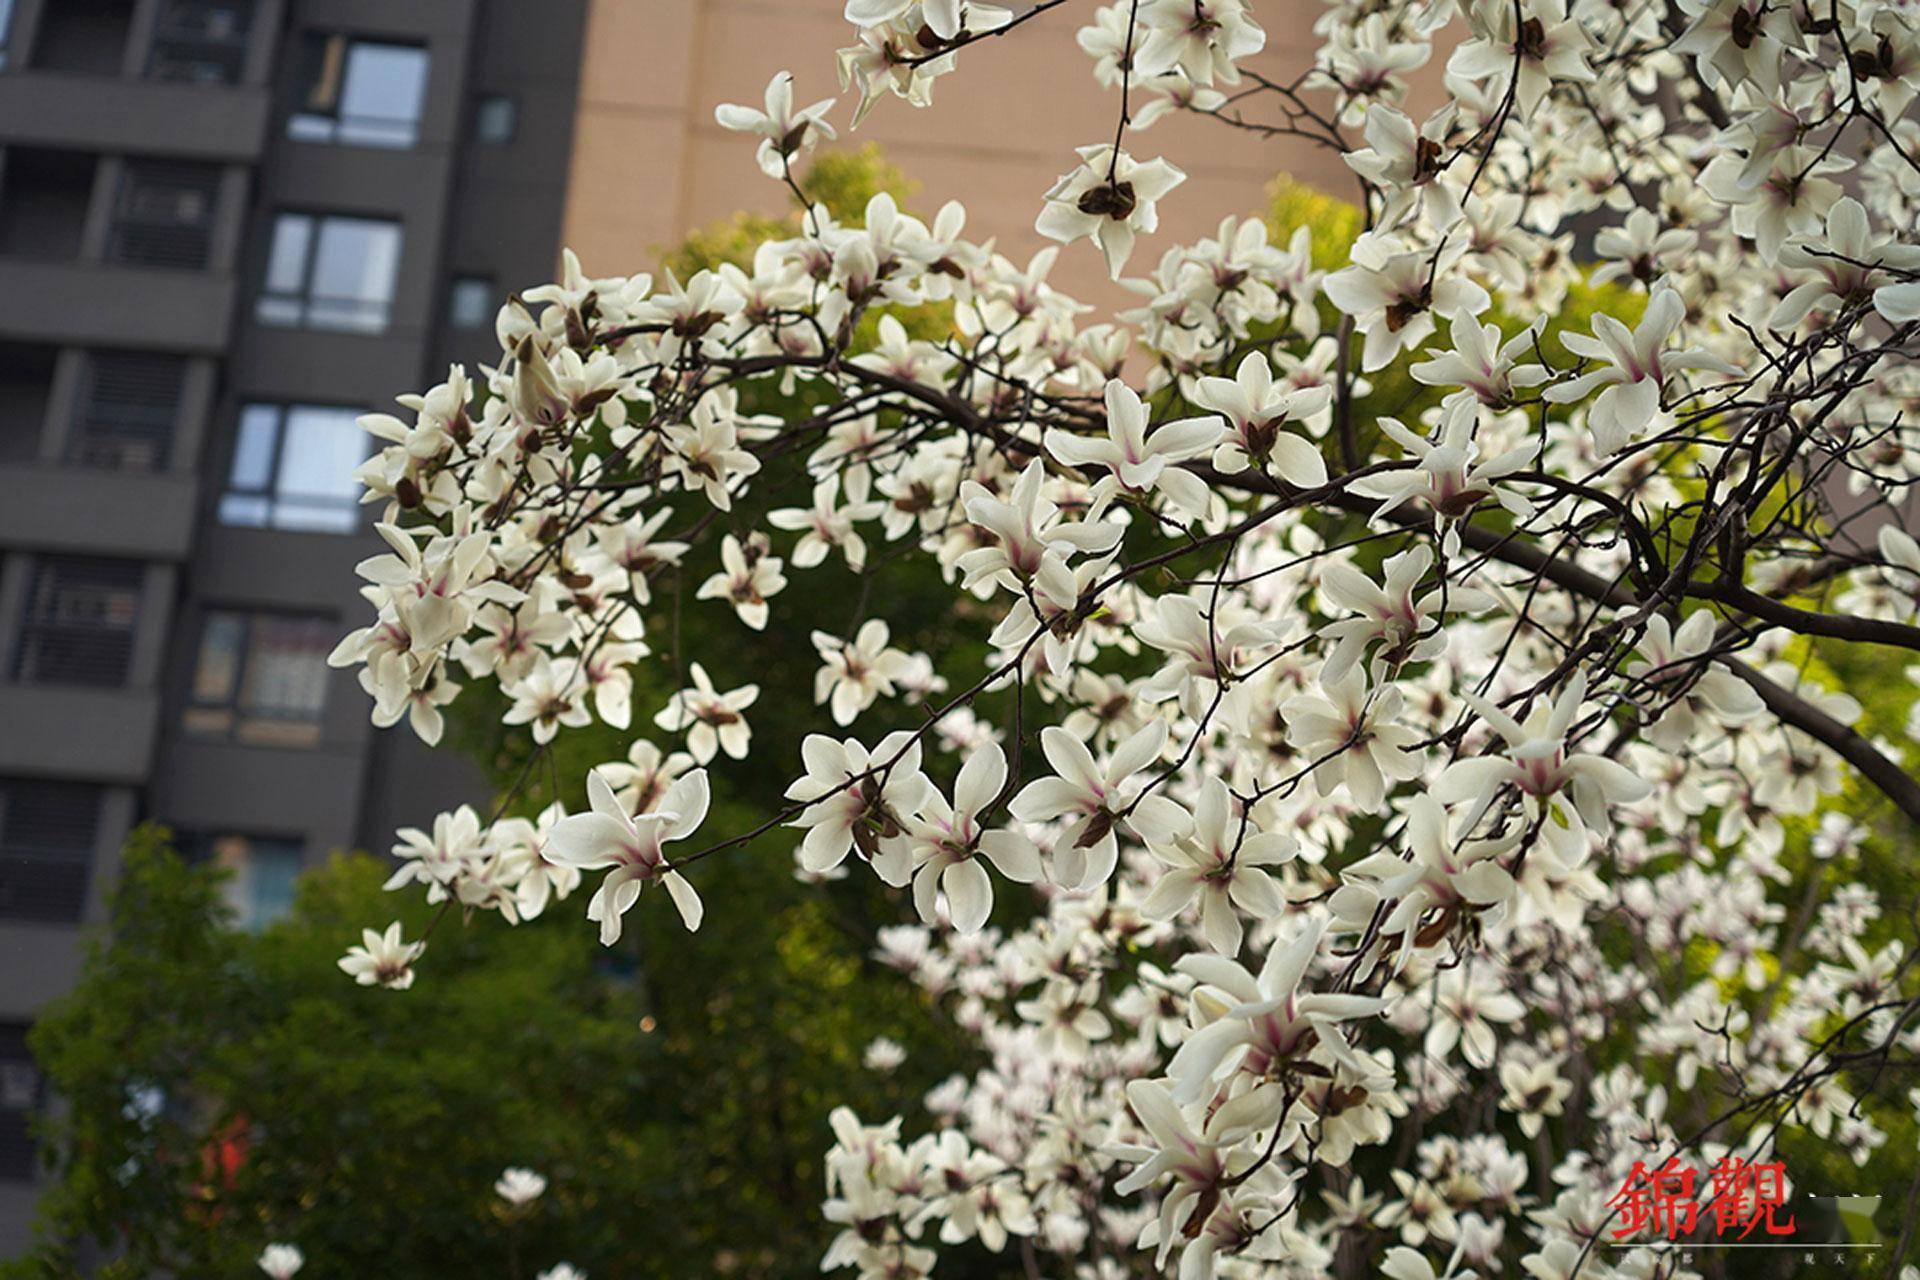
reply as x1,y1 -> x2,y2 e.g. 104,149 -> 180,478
6,828 -> 970,1280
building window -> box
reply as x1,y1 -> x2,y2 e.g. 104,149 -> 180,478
288,34 -> 429,149
107,162 -> 221,270
12,556 -> 143,688
473,94 -> 517,144
446,275 -> 494,329
184,833 -> 302,928
219,403 -> 368,533
147,0 -> 255,86
0,779 -> 103,926
256,213 -> 401,333
27,0 -> 133,75
0,1024 -> 39,1180
184,611 -> 332,748
70,351 -> 187,473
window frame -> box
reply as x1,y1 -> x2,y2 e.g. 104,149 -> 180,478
183,607 -> 335,749
287,32 -> 430,149
217,400 -> 371,534
255,210 -> 403,333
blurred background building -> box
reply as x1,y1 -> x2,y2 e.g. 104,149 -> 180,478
0,0 -> 1329,1252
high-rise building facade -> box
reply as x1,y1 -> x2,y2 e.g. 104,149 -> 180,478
0,0 -> 591,1243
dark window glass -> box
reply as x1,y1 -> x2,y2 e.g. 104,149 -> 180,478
0,1023 -> 40,1180
473,94 -> 516,144
256,213 -> 401,333
0,779 -> 102,925
70,351 -> 187,472
184,610 -> 332,747
108,162 -> 221,270
28,0 -> 133,75
181,832 -> 303,928
147,0 -> 254,86
12,557 -> 142,687
218,403 -> 369,533
447,275 -> 493,329
288,34 -> 429,148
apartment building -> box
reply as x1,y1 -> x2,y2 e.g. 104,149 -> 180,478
0,0 -> 590,1244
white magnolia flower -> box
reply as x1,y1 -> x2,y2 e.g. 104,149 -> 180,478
1191,351 -> 1331,484
1140,776 -> 1294,954
768,473 -> 882,571
696,534 -> 787,631
337,922 -> 423,990
785,731 -> 934,881
714,72 -> 836,178
813,619 -> 915,725
1625,610 -> 1765,748
1167,917 -> 1382,1103
1435,674 -> 1653,832
904,742 -> 1042,932
862,1036 -> 907,1071
1044,381 -> 1222,519
257,1244 -> 304,1279
537,1267 -> 586,1280
1544,286 -> 1738,454
956,459 -> 1123,592
1319,545 -> 1473,681
1324,241 -> 1491,370
495,1167 -> 548,1206
1282,669 -> 1426,809
1035,146 -> 1187,277
547,768 -> 710,940
1009,720 -> 1192,890
654,663 -> 759,763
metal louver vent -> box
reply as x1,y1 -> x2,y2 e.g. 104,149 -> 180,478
71,352 -> 185,472
108,163 -> 221,270
12,556 -> 143,688
0,779 -> 102,925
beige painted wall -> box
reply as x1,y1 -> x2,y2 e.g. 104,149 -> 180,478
560,0 -> 1351,307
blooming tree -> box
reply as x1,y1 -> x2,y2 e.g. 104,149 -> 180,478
325,0 -> 1920,1276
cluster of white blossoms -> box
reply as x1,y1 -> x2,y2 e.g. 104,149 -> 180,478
327,0 -> 1920,1274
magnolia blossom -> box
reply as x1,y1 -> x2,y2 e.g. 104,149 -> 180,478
903,742 -> 1041,932
1045,381 -> 1223,519
653,663 -> 758,763
1140,777 -> 1295,954
1544,286 -> 1738,455
1035,146 -> 1188,277
813,620 -> 915,725
547,769 -> 710,940
1010,720 -> 1192,890
337,923 -> 423,990
696,534 -> 787,630
257,1245 -> 303,1279
1191,351 -> 1331,483
495,1167 -> 548,1206
714,72 -> 837,178
1436,675 -> 1652,834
